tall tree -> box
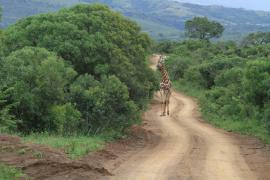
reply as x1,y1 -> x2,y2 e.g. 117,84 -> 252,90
185,17 -> 224,40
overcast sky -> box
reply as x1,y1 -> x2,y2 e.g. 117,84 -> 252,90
174,0 -> 270,11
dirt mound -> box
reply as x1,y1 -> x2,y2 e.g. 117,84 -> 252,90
0,134 -> 111,179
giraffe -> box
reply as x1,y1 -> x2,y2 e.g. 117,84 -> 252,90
157,55 -> 172,116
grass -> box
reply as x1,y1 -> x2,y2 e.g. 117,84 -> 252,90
173,80 -> 270,144
23,133 -> 105,159
0,164 -> 28,180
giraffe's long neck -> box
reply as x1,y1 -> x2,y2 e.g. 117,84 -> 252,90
159,65 -> 170,83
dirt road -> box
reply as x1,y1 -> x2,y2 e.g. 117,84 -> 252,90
1,55 -> 269,179
109,55 -> 261,180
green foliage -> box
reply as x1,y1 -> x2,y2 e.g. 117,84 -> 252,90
263,103 -> 270,133
153,41 -> 180,54
0,164 -> 27,180
165,33 -> 270,143
48,103 -> 82,136
0,87 -> 17,133
185,17 -> 224,40
69,75 -> 139,134
0,4 -> 156,136
2,4 -> 156,109
0,47 -> 77,133
243,59 -> 270,107
166,55 -> 191,80
24,133 -> 104,159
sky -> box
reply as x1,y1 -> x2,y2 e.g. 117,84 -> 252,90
174,0 -> 270,12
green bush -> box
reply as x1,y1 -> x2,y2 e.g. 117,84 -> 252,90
70,75 -> 139,134
48,103 -> 82,136
243,59 -> 270,107
0,47 -> 77,133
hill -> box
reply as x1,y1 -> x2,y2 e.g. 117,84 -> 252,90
1,0 -> 270,40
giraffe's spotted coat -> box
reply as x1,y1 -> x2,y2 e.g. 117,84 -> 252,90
157,55 -> 172,116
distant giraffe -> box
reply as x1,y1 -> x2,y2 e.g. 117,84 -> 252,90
157,55 -> 172,116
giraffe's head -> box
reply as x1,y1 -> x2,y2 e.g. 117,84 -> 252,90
157,55 -> 165,70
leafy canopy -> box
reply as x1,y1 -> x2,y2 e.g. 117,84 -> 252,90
185,17 -> 224,40
2,4 -> 157,108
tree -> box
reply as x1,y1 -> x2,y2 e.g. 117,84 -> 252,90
185,17 -> 224,40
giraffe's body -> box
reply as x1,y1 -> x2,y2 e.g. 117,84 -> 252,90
157,55 -> 172,116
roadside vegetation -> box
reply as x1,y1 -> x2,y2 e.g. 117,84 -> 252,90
157,19 -> 270,143
0,163 -> 28,180
0,4 -> 158,160
23,133 -> 105,159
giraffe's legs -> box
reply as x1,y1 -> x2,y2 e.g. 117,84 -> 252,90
160,90 -> 166,116
159,89 -> 163,115
162,101 -> 167,116
160,90 -> 171,117
166,91 -> 171,115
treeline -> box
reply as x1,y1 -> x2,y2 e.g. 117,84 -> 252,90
0,4 -> 158,135
159,31 -> 270,141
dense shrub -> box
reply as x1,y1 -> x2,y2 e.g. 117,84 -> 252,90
0,47 -> 77,133
0,4 -> 157,135
69,75 -> 139,134
243,59 -> 270,107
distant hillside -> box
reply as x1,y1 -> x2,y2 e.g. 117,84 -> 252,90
1,0 -> 270,40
